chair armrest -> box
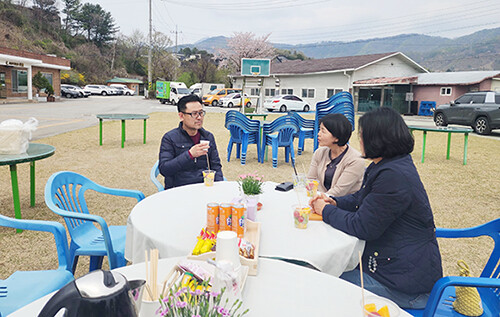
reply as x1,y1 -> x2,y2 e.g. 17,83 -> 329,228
423,276 -> 500,316
0,215 -> 71,272
88,182 -> 145,202
48,208 -> 118,267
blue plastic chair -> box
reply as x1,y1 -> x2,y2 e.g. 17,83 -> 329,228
44,171 -> 145,273
260,115 -> 299,168
151,160 -> 164,192
225,110 -> 261,165
288,112 -> 315,155
314,92 -> 355,151
406,218 -> 500,317
0,214 -> 74,316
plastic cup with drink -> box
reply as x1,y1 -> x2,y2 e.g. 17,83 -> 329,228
203,170 -> 216,186
306,180 -> 319,197
292,205 -> 311,229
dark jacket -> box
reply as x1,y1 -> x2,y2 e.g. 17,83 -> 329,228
322,154 -> 442,295
159,122 -> 223,189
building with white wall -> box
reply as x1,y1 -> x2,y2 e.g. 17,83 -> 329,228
231,52 -> 427,112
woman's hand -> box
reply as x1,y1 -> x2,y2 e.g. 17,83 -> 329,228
309,193 -> 336,216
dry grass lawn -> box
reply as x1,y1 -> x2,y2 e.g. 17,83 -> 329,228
1,111 -> 498,281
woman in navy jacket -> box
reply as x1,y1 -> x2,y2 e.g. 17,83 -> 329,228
310,107 -> 442,309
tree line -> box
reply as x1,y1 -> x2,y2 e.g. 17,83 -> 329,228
0,1 -> 307,90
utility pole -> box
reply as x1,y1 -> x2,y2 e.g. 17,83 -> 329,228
171,25 -> 181,80
147,0 -> 152,98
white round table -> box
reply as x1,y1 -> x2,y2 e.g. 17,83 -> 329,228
9,257 -> 411,317
125,181 -> 364,277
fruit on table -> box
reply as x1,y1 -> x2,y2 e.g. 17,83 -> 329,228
364,303 -> 390,317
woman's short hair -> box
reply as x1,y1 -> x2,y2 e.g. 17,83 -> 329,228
319,113 -> 352,146
359,107 -> 414,158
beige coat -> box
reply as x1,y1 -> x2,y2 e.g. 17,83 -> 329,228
307,146 -> 365,197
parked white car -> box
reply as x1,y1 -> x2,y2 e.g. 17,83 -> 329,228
219,93 -> 251,108
110,84 -> 136,96
264,95 -> 310,112
61,84 -> 90,97
84,85 -> 114,96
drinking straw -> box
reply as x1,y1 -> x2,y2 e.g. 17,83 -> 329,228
359,251 -> 365,314
206,153 -> 211,170
290,156 -> 298,176
144,250 -> 150,301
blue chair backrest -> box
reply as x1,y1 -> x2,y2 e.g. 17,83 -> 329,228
45,172 -> 95,234
0,214 -> 71,272
151,160 -> 164,192
314,92 -> 355,150
263,115 -> 300,135
225,110 -> 260,132
227,123 -> 245,143
288,112 -> 314,130
276,125 -> 299,146
437,218 -> 500,279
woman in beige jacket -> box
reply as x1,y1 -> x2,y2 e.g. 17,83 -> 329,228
307,114 -> 365,196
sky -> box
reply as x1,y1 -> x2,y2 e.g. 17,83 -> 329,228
83,0 -> 500,46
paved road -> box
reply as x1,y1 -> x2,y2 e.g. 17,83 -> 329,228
1,96 -> 498,140
0,96 -> 229,140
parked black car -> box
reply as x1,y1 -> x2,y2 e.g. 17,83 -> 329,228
433,91 -> 500,135
61,87 -> 80,98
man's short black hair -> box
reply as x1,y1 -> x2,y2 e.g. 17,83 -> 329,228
319,113 -> 352,146
177,94 -> 202,112
359,107 -> 414,159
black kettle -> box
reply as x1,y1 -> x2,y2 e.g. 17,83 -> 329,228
39,270 -> 145,317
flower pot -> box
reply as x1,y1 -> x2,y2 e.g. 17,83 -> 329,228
46,95 -> 55,102
242,194 -> 259,221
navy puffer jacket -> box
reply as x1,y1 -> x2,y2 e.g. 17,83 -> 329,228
323,154 -> 442,294
159,123 -> 223,189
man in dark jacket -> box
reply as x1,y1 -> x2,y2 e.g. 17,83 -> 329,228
159,94 -> 223,189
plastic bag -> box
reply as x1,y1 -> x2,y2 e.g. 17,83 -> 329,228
0,117 -> 38,155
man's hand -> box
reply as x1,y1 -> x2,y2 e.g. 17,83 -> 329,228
309,193 -> 336,216
189,143 -> 210,158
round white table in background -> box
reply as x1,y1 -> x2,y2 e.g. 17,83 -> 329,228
125,181 -> 365,277
9,257 -> 411,317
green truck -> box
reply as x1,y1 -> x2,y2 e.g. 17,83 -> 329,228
156,81 -> 190,105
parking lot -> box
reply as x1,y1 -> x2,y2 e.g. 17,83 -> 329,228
0,96 -> 498,140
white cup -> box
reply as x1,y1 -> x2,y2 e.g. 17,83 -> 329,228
216,231 -> 240,270
200,140 -> 210,151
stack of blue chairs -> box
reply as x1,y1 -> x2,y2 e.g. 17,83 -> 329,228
314,92 -> 355,151
288,112 -> 315,155
225,110 -> 261,165
260,115 -> 300,168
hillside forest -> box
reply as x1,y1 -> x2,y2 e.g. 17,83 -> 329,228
0,0 -> 238,88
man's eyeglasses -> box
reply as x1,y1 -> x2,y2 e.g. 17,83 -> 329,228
182,110 -> 206,118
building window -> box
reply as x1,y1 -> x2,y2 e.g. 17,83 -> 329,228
301,88 -> 315,98
42,73 -> 53,86
440,87 -> 452,96
250,88 -> 260,96
326,88 -> 343,98
11,69 -> 28,92
265,88 -> 276,97
281,88 -> 293,95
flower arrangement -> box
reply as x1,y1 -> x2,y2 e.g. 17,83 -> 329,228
156,281 -> 248,317
237,173 -> 264,196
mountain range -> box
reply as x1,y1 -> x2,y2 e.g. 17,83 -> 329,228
182,28 -> 500,72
